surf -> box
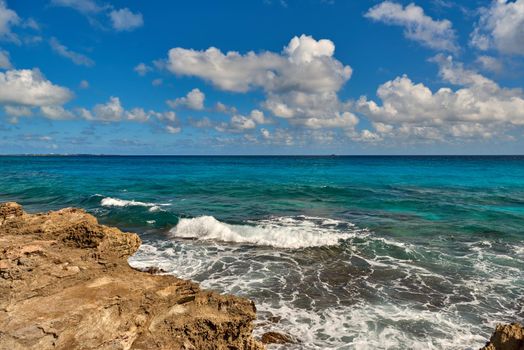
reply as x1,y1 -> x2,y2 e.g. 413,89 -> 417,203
169,215 -> 366,249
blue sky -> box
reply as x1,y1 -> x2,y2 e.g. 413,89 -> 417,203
1,0 -> 524,154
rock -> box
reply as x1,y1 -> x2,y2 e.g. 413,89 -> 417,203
135,266 -> 166,274
261,331 -> 294,344
481,323 -> 524,350
0,202 -> 264,350
0,202 -> 23,224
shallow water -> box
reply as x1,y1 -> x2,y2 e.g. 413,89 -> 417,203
1,155 -> 523,349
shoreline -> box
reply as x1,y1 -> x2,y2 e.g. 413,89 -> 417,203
0,201 -> 521,349
0,202 -> 266,349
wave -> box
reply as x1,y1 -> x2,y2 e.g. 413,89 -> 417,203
100,196 -> 167,212
169,215 -> 365,249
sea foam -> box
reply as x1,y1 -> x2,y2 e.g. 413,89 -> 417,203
100,197 -> 166,212
169,215 -> 363,249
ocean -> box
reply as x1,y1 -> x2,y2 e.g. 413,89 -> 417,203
1,155 -> 523,349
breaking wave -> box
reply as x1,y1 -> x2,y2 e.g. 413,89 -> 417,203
100,196 -> 168,212
169,215 -> 366,249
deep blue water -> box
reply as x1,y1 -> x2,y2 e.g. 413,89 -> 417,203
1,155 -> 523,349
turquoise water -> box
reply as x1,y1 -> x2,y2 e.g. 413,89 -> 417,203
1,156 -> 523,349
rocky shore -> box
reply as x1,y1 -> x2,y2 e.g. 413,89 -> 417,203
0,202 -> 264,350
0,201 -> 521,350
481,323 -> 524,350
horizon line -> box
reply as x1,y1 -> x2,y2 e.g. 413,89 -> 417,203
1,154 -> 524,157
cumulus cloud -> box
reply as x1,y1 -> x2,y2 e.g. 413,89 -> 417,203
471,0 -> 524,56
167,34 -> 351,94
0,49 -> 11,68
165,34 -> 356,130
263,90 -> 358,129
4,105 -> 31,117
109,8 -> 143,31
356,55 -> 524,141
49,37 -> 95,67
228,115 -> 256,131
191,109 -> 271,133
0,0 -> 20,42
249,109 -> 270,124
167,88 -> 205,110
79,80 -> 89,89
125,108 -> 152,122
0,68 -> 73,107
365,1 -> 457,52
40,105 -> 75,120
214,102 -> 237,114
76,96 -> 179,135
80,96 -> 124,121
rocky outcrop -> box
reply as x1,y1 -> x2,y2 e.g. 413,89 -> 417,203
0,202 -> 264,350
260,331 -> 294,345
481,323 -> 524,350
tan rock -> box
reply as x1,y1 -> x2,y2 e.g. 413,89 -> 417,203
0,202 -> 264,350
481,323 -> 524,350
261,331 -> 294,344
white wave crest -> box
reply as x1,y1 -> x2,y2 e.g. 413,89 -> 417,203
100,197 -> 168,212
169,215 -> 362,249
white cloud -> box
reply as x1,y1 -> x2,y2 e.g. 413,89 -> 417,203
214,102 -> 237,114
0,49 -> 11,68
77,96 -> 179,133
356,55 -> 524,141
260,128 -> 271,139
189,116 -> 213,128
249,109 -> 269,124
82,96 -> 124,121
167,34 -> 350,94
365,1 -> 457,52
50,0 -> 105,14
475,55 -> 503,73
154,110 -> 177,123
24,18 -> 39,31
167,88 -> 205,110
0,68 -> 73,107
4,105 -> 31,117
258,128 -> 295,146
293,111 -> 358,129
125,107 -> 150,122
263,90 -> 358,130
471,0 -> 524,55
79,80 -> 89,89
193,109 -> 271,133
229,115 -> 256,131
50,37 -> 94,67
40,105 -> 74,120
165,125 -> 181,134
0,0 -> 20,42
152,78 -> 162,86
134,63 -> 151,76
51,1 -> 143,33
166,34 -> 355,129
109,8 -> 143,31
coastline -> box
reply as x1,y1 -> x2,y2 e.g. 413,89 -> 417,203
0,201 -> 521,350
0,202 -> 265,349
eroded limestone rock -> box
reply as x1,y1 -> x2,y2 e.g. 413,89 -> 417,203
481,324 -> 524,350
0,202 -> 264,350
